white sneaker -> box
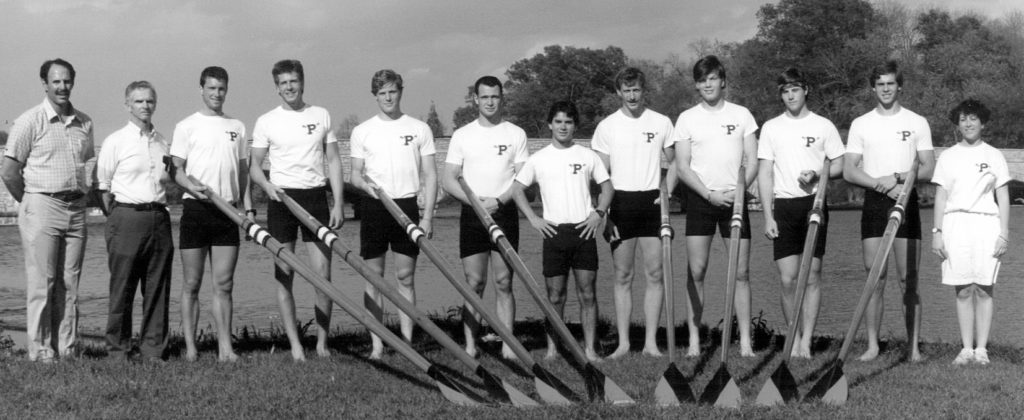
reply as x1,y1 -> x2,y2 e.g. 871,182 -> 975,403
974,348 -> 990,365
953,348 -> 974,365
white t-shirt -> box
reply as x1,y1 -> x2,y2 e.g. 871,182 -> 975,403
932,142 -> 1009,215
251,105 -> 336,189
758,111 -> 845,198
672,101 -> 758,191
170,112 -> 248,201
846,107 -> 933,177
350,114 -> 436,199
446,119 -> 528,197
591,108 -> 674,191
515,143 -> 610,224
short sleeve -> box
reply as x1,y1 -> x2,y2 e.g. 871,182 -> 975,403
513,129 -> 529,164
419,123 -> 436,156
931,153 -> 950,188
993,148 -> 1011,188
671,113 -> 690,145
515,158 -> 536,186
5,115 -> 36,162
445,131 -> 465,165
742,109 -> 759,137
591,121 -> 611,154
846,120 -> 864,155
661,118 -> 675,150
823,120 -> 845,159
591,151 -> 610,184
169,122 -> 190,159
323,110 -> 337,144
756,123 -> 775,161
349,125 -> 366,159
251,116 -> 269,149
915,116 -> 934,151
236,123 -> 248,158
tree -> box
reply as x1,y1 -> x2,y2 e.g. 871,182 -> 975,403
451,86 -> 477,130
503,45 -> 628,137
426,102 -> 445,138
334,114 -> 361,140
0,130 -> 7,146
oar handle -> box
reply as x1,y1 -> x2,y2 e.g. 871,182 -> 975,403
781,158 -> 831,360
276,191 -> 490,375
835,158 -> 920,359
720,164 -> 746,363
190,176 -> 435,372
457,176 -> 593,368
366,179 -> 541,370
659,182 -> 675,362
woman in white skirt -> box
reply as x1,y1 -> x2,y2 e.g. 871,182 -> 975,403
931,99 -> 1010,365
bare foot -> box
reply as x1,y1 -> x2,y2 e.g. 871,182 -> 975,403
857,346 -> 880,361
544,349 -> 558,360
291,350 -> 307,362
641,346 -> 663,357
585,349 -> 602,362
368,348 -> 384,360
909,350 -> 923,363
184,349 -> 199,362
316,347 -> 331,358
740,347 -> 755,358
218,352 -> 239,363
465,346 -> 479,359
608,345 -> 630,359
500,345 -> 516,360
686,347 -> 701,358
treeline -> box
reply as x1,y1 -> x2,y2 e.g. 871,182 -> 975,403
452,0 -> 1024,148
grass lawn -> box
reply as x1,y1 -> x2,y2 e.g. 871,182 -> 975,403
1,317 -> 1022,419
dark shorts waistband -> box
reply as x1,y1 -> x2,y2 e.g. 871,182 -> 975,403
114,201 -> 166,211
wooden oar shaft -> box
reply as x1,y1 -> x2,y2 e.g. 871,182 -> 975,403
196,186 -> 434,373
366,185 -> 541,370
780,159 -> 831,361
277,193 -> 489,375
454,178 -> 591,368
659,183 -> 675,362
835,160 -> 920,360
720,164 -> 746,364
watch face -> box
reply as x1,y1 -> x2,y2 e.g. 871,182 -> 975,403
931,227 -> 940,233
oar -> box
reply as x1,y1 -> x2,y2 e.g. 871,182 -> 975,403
277,192 -> 538,407
698,162 -> 746,408
654,181 -> 697,405
453,177 -> 635,405
804,158 -> 920,405
191,177 -> 483,406
368,179 -> 577,405
756,158 -> 831,406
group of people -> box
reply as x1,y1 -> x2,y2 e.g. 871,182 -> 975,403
1,55 -> 1009,368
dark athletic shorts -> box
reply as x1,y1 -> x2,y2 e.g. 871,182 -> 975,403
360,196 -> 420,259
772,195 -> 828,260
179,198 -> 240,249
861,188 -> 921,240
542,223 -> 598,277
267,186 -> 330,243
459,202 -> 519,258
609,189 -> 660,242
684,188 -> 752,239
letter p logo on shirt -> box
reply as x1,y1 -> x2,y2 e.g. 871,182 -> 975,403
304,124 -> 318,135
495,144 -> 508,155
723,125 -> 737,135
569,163 -> 583,174
402,135 -> 415,146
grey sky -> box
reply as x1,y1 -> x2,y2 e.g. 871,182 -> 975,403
1,0 -> 1019,139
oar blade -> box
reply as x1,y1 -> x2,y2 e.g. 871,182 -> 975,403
756,361 -> 799,406
700,364 -> 741,408
502,378 -> 541,407
584,363 -> 635,405
428,367 -> 487,406
654,362 -> 696,406
804,361 -> 847,404
476,365 -> 536,407
531,364 -> 577,405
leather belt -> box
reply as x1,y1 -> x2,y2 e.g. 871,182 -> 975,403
40,190 -> 85,202
114,201 -> 166,211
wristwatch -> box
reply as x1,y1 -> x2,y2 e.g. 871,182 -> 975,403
931,227 -> 942,234
594,209 -> 607,218
246,209 -> 258,216
894,172 -> 903,183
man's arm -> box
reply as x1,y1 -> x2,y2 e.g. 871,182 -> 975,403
249,147 -> 283,201
757,158 -> 777,240
914,149 -> 936,183
441,162 -> 470,204
419,154 -> 438,238
828,155 -> 845,179
325,142 -> 345,229
171,156 -> 208,200
842,152 -> 882,190
578,180 -> 613,239
663,146 -> 678,196
674,139 -> 729,206
512,180 -> 556,238
742,132 -> 758,187
0,157 -> 26,202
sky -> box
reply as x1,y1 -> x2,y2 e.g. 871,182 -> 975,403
1,0 -> 1021,140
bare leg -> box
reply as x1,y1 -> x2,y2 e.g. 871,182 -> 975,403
775,254 -> 800,356
574,269 -> 601,362
364,255 -> 386,359
394,252 -> 419,344
732,238 -> 754,357
180,247 -> 207,361
637,237 -> 663,356
799,258 -> 823,357
684,235 -> 713,356
610,238 -> 637,359
543,274 -> 568,360
460,252 -> 489,358
491,251 -> 517,359
274,241 -> 304,361
305,240 -> 333,358
210,245 -> 239,362
954,285 -> 976,350
975,285 -> 994,352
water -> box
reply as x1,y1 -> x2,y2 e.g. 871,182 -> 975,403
2,207 -> 1023,348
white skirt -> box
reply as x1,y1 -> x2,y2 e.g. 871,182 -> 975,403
941,212 -> 1001,286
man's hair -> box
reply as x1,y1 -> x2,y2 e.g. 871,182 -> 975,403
948,98 -> 991,125
546,100 -> 579,125
40,58 -> 76,82
615,67 -> 646,90
371,69 -> 403,95
124,80 -> 156,100
777,67 -> 808,92
200,66 -> 229,87
869,60 -> 903,87
272,59 -> 304,84
693,55 -> 726,82
474,76 -> 502,95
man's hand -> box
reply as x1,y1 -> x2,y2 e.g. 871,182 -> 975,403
709,189 -> 735,207
603,218 -> 621,244
576,211 -> 604,240
190,181 -> 210,201
764,219 -> 779,240
530,217 -> 558,238
874,174 -> 898,194
329,203 -> 344,229
481,196 -> 499,214
419,218 -> 433,239
363,181 -> 380,199
798,170 -> 819,188
262,182 -> 285,202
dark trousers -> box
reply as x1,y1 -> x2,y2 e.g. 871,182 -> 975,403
104,204 -> 174,359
